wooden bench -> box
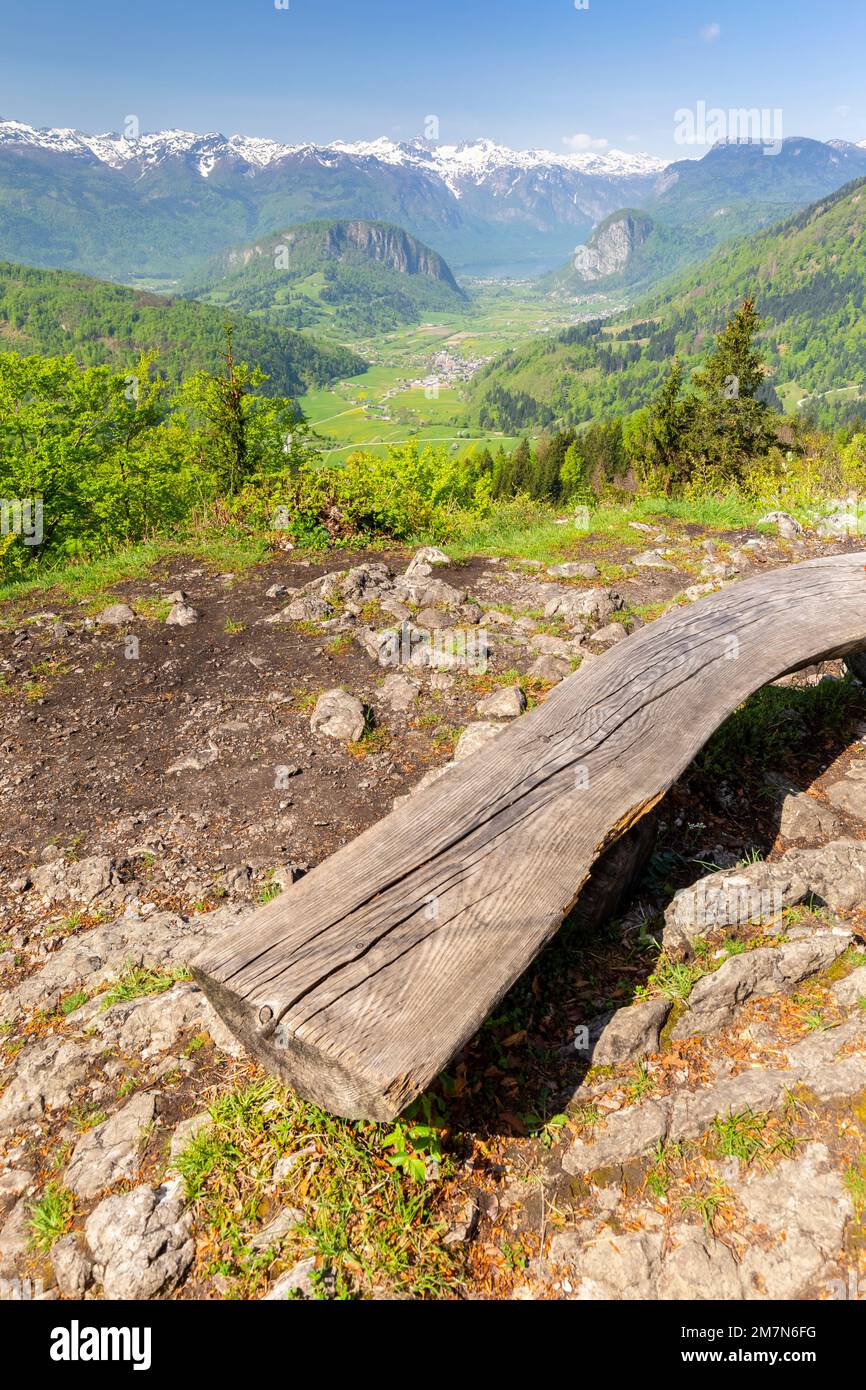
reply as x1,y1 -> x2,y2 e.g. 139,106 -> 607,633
193,551 -> 866,1120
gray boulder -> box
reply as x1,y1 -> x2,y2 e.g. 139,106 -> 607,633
284,595 -> 331,623
671,935 -> 849,1040
454,722 -> 503,763
663,859 -> 810,955
85,1185 -> 194,1300
310,689 -> 366,743
825,764 -> 866,821
631,550 -> 676,570
379,673 -> 420,712
95,603 -> 136,626
579,997 -> 671,1066
544,587 -> 623,626
264,1255 -> 319,1300
546,562 -> 599,579
165,601 -> 200,627
758,510 -> 802,539
475,686 -> 526,720
51,1234 -> 94,1297
0,1036 -> 99,1135
403,547 -> 450,579
779,792 -> 842,841
526,653 -> 573,684
831,964 -> 866,1008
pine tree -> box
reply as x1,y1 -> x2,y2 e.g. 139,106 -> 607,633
686,298 -> 777,483
509,438 -> 533,493
560,441 -> 593,502
635,356 -> 695,491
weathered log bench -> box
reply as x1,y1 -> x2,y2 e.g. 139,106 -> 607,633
193,551 -> 866,1121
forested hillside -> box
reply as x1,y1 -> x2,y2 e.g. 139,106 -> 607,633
0,261 -> 364,394
470,175 -> 866,431
184,219 -> 468,335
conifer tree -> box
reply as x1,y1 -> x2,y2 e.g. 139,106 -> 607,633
686,298 -> 777,482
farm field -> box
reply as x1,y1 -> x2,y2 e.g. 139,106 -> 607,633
298,280 -> 626,457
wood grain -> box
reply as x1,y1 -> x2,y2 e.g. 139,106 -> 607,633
193,551 -> 866,1120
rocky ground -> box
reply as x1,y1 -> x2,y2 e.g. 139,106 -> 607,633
1,511 -> 865,1301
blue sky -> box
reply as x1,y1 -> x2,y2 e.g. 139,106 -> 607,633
1,0 -> 864,157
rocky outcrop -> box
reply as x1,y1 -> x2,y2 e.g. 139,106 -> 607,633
570,210 -> 654,282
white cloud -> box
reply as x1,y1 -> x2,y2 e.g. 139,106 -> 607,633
562,132 -> 609,152
699,21 -> 721,41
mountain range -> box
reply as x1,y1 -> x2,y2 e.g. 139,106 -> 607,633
3,118 -> 866,284
549,138 -> 866,294
0,119 -> 670,280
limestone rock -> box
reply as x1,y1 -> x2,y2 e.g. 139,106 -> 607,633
454,722 -> 503,763
580,997 -> 671,1066
543,587 -> 623,626
831,965 -> 866,1008
379,673 -> 420,712
825,765 -> 866,822
310,689 -> 366,743
51,1233 -> 94,1297
475,686 -> 526,720
84,1185 -> 194,1300
671,936 -> 849,1040
546,562 -> 599,579
631,550 -> 676,571
403,547 -> 450,579
264,1255 -> 319,1300
758,510 -> 803,539
95,603 -> 136,626
779,793 -> 843,841
165,601 -> 200,627
65,1092 -> 158,1199
0,1036 -> 99,1135
663,859 -> 811,955
590,623 -> 627,646
526,653 -> 573,684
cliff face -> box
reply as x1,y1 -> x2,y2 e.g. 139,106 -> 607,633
224,219 -> 464,294
571,210 -> 654,281
322,220 -> 463,291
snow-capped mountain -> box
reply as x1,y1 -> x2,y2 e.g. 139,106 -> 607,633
2,118 -> 864,284
0,118 -> 669,278
0,118 -> 667,184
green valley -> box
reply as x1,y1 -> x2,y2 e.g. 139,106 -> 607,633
296,278 -> 627,458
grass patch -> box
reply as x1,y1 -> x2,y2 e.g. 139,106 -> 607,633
0,530 -> 269,610
680,1179 -> 731,1233
173,1077 -> 458,1299
712,1108 -> 797,1167
641,954 -> 701,1002
28,1182 -> 75,1252
99,963 -> 191,1010
844,1158 -> 866,1211
696,676 -> 861,780
58,990 -> 88,1016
